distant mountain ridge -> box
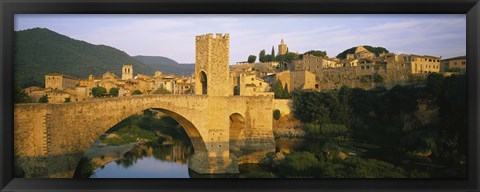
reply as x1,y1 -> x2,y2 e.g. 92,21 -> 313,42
134,55 -> 195,76
14,28 -> 194,88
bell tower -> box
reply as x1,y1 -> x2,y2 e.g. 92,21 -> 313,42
195,33 -> 230,96
122,64 -> 133,80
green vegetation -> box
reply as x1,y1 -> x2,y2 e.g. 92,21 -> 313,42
336,46 -> 389,59
132,90 -> 142,95
287,73 -> 467,178
152,86 -> 171,94
277,151 -> 409,178
14,83 -> 32,103
39,94 -> 48,103
300,50 -> 327,58
102,125 -> 158,145
14,28 -> 154,88
273,109 -> 281,120
92,86 -> 107,97
109,87 -> 119,97
247,55 -> 257,63
271,46 -> 276,59
259,50 -> 266,62
272,80 -> 289,99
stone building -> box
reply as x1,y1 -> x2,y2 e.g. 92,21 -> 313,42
45,73 -> 77,90
275,70 -> 316,92
399,54 -> 441,74
231,72 -> 271,96
293,54 -> 338,76
440,56 -> 466,73
278,39 -> 288,55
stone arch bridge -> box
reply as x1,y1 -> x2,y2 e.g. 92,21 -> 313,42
14,94 -> 275,178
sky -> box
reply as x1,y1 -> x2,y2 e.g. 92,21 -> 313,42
15,14 -> 466,64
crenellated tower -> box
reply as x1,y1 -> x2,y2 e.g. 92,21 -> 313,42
195,33 -> 230,96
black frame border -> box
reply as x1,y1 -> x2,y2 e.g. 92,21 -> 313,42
1,0 -> 479,191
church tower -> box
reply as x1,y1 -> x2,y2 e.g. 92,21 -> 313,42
278,39 -> 288,55
195,33 -> 230,96
122,64 -> 133,80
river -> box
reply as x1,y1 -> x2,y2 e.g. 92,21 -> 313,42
76,137 -> 305,178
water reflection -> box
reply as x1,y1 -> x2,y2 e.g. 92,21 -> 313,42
88,142 -> 193,178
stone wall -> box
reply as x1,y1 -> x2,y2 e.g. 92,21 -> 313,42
273,99 -> 292,117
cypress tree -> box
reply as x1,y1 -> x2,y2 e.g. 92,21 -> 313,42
271,46 -> 276,60
282,83 -> 290,99
273,80 -> 284,99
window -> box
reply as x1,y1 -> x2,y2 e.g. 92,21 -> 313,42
454,62 -> 457,65
462,61 -> 466,65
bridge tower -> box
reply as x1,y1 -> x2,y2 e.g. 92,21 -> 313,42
195,33 -> 230,96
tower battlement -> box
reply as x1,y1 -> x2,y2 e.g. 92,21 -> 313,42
196,33 -> 230,41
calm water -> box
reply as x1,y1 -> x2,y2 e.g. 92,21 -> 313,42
87,141 -> 194,178
83,138 -> 303,178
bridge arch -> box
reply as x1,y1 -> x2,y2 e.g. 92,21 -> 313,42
73,105 -> 208,177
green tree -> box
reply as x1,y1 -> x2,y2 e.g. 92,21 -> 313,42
264,54 -> 274,62
273,80 -> 284,99
259,50 -> 266,62
109,87 -> 119,97
14,83 -> 32,103
92,86 -> 107,97
39,94 -> 48,103
247,55 -> 257,63
284,52 -> 299,63
303,50 -> 327,58
425,72 -> 445,100
132,90 -> 142,95
271,46 -> 276,60
282,83 -> 290,99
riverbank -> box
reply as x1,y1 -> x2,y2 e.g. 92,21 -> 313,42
272,114 -> 304,138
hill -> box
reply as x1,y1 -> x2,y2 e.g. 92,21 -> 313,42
134,55 -> 195,76
14,28 -> 154,88
336,45 -> 389,59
